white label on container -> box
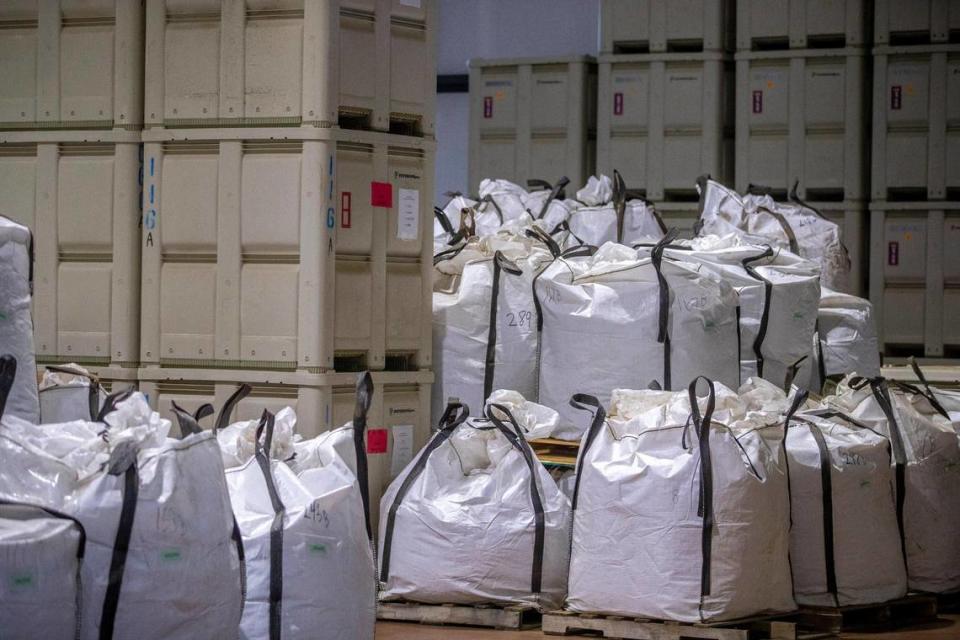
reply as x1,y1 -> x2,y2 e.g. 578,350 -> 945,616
399,0 -> 421,6
397,188 -> 419,241
391,424 -> 414,477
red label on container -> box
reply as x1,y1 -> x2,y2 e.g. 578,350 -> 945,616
752,90 -> 763,114
371,182 -> 393,208
888,241 -> 899,266
367,429 -> 388,454
341,192 -> 352,228
613,92 -> 624,115
891,85 -> 902,110
483,96 -> 493,118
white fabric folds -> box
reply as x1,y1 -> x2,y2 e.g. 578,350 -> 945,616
378,402 -> 570,610
537,241 -> 740,438
565,379 -> 795,622
0,216 -> 39,423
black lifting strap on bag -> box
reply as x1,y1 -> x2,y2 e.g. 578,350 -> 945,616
861,378 -> 910,572
740,246 -> 777,378
529,176 -> 569,221
214,384 -> 252,433
0,498 -> 87,640
651,230 -> 679,389
253,410 -> 285,640
169,400 -> 213,438
352,371 -> 375,541
908,356 -> 951,420
95,388 -> 136,423
483,251 -> 524,401
379,402 -> 470,583
0,354 -> 17,418
484,403 -> 547,596
687,377 -> 716,608
568,395 -> 607,515
786,402 -> 841,607
99,439 -> 140,640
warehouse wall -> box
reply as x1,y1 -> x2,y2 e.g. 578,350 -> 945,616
434,0 -> 599,202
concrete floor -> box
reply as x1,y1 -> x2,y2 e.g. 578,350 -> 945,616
376,615 -> 960,639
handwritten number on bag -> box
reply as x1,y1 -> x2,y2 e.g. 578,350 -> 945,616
505,310 -> 533,328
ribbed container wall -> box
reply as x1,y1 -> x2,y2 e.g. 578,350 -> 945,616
144,0 -> 437,136
869,0 -> 960,358
467,56 -> 597,191
596,51 -> 733,202
138,126 -> 435,374
0,1 -> 145,382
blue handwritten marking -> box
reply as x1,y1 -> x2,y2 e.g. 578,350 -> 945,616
149,184 -> 155,204
150,157 -> 155,177
145,209 -> 157,230
326,207 -> 335,229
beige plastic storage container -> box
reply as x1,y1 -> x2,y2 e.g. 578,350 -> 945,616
144,0 -> 436,135
0,0 -> 144,130
869,201 -> 960,358
735,48 -> 869,201
138,366 -> 433,530
736,0 -> 869,50
599,0 -> 733,54
468,56 -> 596,190
596,52 -> 732,201
875,0 -> 960,45
871,44 -> 960,201
139,127 -> 433,372
0,129 -> 141,368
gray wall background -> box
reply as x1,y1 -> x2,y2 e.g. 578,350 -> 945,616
434,0 -> 600,203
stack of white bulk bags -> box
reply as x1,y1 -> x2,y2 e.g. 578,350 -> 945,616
827,376 -> 960,593
0,385 -> 244,639
431,232 -> 559,425
697,178 -> 850,292
798,288 -> 882,393
38,365 -> 109,423
0,216 -> 39,423
562,172 -> 666,249
636,235 -> 821,388
783,397 -> 908,606
213,374 -> 377,640
378,402 -> 569,609
565,379 -> 795,622
537,239 -> 740,438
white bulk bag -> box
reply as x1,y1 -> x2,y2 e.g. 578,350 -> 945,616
523,177 -> 574,232
378,402 -> 570,609
827,376 -> 960,593
696,178 -> 850,292
563,172 -> 666,249
797,288 -> 881,392
637,235 -> 821,388
436,193 -> 516,249
479,178 -> 531,224
39,364 -> 109,423
431,233 -> 556,425
0,499 -> 86,640
0,390 -> 244,640
208,374 -> 377,640
785,401 -> 908,606
485,389 -> 560,441
537,240 -> 740,438
0,217 -> 39,423
566,380 -> 795,622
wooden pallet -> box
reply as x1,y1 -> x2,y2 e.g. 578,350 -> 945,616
531,438 -> 580,467
794,594 -> 938,634
541,610 -> 825,640
377,601 -> 542,630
